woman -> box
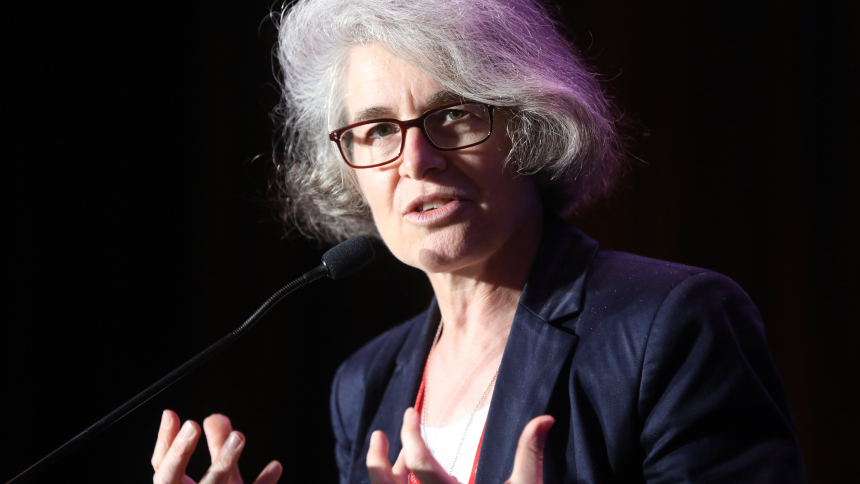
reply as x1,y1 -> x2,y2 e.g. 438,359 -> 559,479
151,0 -> 806,483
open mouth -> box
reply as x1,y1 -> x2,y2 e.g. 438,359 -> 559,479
417,199 -> 453,213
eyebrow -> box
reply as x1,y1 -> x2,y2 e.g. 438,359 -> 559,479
351,90 -> 465,124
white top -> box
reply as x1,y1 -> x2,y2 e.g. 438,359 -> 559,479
421,406 -> 490,484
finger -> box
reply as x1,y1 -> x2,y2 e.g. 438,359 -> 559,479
367,431 -> 395,484
202,414 -> 234,463
152,410 -> 181,471
400,407 -> 453,484
153,420 -> 201,484
199,431 -> 245,484
252,460 -> 283,484
506,416 -> 554,484
391,448 -> 408,484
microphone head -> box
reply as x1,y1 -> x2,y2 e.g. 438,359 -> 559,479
321,236 -> 376,280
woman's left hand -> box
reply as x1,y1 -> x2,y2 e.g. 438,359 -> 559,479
366,407 -> 554,484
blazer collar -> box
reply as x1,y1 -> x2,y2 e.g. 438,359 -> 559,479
387,212 -> 599,369
362,299 -> 440,467
518,211 -> 600,325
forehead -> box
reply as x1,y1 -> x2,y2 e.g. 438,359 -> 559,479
342,43 -> 445,122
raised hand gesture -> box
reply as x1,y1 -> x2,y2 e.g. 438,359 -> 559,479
151,410 -> 282,484
367,408 -> 554,484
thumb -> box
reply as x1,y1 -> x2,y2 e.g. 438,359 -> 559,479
400,407 -> 453,484
506,415 -> 554,484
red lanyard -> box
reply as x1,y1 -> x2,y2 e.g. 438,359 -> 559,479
408,356 -> 486,484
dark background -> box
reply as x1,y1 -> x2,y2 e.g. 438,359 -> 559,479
3,1 -> 857,483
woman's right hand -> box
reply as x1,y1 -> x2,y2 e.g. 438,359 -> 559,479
367,408 -> 554,484
151,409 -> 282,484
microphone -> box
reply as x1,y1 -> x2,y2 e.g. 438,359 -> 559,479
7,236 -> 375,483
322,235 -> 377,280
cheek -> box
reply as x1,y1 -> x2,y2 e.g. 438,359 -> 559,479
355,171 -> 398,223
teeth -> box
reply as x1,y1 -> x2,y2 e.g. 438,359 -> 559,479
420,200 -> 450,212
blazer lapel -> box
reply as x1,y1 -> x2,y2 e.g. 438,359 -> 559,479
476,214 -> 599,484
477,311 -> 579,484
357,299 -> 441,472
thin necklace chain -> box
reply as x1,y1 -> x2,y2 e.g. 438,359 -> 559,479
420,321 -> 501,476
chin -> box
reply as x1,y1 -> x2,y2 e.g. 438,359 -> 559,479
411,225 -> 490,274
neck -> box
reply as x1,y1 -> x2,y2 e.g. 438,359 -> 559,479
420,213 -> 543,427
426,213 -> 543,352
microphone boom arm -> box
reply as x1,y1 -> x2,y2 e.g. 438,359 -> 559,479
7,264 -> 330,483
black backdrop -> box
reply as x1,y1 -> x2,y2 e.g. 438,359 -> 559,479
3,1 -> 857,483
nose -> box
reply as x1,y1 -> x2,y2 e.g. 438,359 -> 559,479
398,126 -> 447,180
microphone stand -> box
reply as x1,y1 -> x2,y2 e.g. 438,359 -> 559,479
6,264 -> 329,483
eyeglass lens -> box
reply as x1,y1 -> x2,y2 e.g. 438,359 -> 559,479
340,104 -> 491,167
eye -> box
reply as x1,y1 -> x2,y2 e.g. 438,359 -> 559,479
443,109 -> 468,121
368,123 -> 398,138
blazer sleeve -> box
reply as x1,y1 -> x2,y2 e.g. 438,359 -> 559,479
637,272 -> 806,483
331,360 -> 361,484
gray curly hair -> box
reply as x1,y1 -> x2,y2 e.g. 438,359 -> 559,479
273,0 -> 625,243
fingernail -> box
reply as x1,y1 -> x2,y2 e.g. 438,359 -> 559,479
179,421 -> 196,439
536,417 -> 555,449
227,432 -> 243,450
403,407 -> 417,423
160,411 -> 171,429
370,431 -> 379,447
265,461 -> 282,475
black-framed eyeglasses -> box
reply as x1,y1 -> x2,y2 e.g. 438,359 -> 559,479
328,102 -> 495,169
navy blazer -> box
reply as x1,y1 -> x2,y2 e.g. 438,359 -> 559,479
330,214 -> 806,484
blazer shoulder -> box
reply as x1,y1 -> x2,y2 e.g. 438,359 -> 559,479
586,250 -> 739,310
330,310 -> 427,483
593,250 -> 712,279
578,250 -> 754,339
334,310 -> 424,389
